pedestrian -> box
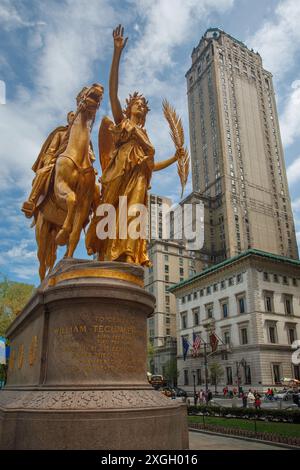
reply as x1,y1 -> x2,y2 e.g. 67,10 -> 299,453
248,389 -> 255,407
207,389 -> 213,403
242,392 -> 248,408
254,393 -> 261,410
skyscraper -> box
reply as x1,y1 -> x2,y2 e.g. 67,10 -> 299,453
186,28 -> 298,262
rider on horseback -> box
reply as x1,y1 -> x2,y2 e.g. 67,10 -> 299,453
21,111 -> 75,219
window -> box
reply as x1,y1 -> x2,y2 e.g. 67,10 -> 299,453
196,369 -> 202,385
240,328 -> 248,345
245,365 -> 252,385
221,280 -> 225,289
263,272 -> 269,281
193,308 -> 200,326
293,365 -> 300,381
200,289 -> 204,297
273,364 -> 281,384
206,286 -> 211,295
164,265 -> 169,274
193,292 -> 198,300
284,295 -> 293,315
222,302 -> 228,318
264,292 -> 274,312
181,296 -> 185,304
268,325 -> 277,343
228,277 -> 234,286
283,276 -> 288,285
288,328 -> 296,344
181,313 -> 187,329
184,369 -> 189,386
213,283 -> 218,292
224,331 -> 230,345
237,273 -> 242,283
188,294 -> 191,302
226,366 -> 233,385
206,304 -> 213,319
165,295 -> 170,305
164,255 -> 169,261
237,295 -> 246,314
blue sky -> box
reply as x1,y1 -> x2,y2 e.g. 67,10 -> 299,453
0,0 -> 300,285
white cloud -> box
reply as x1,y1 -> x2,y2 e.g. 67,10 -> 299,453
280,81 -> 300,147
0,0 -> 45,30
122,0 -> 234,96
287,157 -> 300,186
292,197 -> 300,211
246,0 -> 300,80
0,0 -> 118,194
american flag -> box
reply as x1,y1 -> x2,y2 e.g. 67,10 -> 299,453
192,332 -> 201,357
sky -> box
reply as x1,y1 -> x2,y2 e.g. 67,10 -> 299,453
0,0 -> 300,286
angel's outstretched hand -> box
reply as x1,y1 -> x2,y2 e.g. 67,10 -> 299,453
113,24 -> 128,52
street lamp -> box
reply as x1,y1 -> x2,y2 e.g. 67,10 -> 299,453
192,369 -> 196,405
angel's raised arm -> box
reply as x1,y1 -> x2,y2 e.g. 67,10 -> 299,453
109,25 -> 128,125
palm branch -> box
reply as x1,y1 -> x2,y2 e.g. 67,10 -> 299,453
162,99 -> 190,197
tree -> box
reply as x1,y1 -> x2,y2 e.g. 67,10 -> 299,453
0,276 -> 34,336
147,341 -> 155,374
209,362 -> 224,394
163,357 -> 178,387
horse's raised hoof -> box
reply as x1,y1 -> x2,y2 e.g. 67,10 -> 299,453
55,228 -> 70,246
22,201 -> 35,218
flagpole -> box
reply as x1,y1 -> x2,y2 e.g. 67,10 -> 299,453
204,342 -> 209,397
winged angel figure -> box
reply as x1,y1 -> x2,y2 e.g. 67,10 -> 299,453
86,25 -> 188,266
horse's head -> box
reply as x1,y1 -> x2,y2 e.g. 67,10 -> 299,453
76,83 -> 104,118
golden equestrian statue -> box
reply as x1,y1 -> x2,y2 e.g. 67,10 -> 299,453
86,25 -> 189,266
22,83 -> 104,280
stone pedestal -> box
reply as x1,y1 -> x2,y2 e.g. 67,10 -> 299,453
0,260 -> 188,449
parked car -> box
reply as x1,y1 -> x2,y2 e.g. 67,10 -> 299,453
274,389 -> 298,401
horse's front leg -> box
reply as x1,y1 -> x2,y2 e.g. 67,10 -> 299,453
66,199 -> 91,257
55,177 -> 77,246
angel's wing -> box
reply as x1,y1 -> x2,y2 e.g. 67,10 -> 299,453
98,116 -> 115,173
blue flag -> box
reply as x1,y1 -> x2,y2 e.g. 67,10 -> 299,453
182,336 -> 190,361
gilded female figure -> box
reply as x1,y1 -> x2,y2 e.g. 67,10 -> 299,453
87,25 -> 180,265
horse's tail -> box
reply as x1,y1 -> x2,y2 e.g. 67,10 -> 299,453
36,212 -> 58,280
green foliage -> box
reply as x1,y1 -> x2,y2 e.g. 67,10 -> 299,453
163,357 -> 178,385
188,404 -> 300,424
209,362 -> 224,391
188,415 -> 300,438
147,341 -> 155,374
0,276 -> 34,336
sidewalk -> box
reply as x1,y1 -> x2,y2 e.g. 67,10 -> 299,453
189,431 -> 288,450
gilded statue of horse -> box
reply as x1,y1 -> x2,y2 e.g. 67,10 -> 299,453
24,83 -> 103,280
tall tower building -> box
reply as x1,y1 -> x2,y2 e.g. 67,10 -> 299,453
186,28 -> 298,262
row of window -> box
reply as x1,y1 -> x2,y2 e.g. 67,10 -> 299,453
181,273 -> 244,304
263,272 -> 298,286
181,294 -> 246,328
